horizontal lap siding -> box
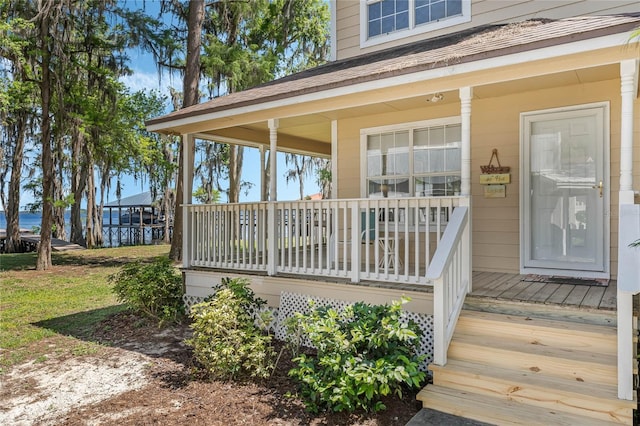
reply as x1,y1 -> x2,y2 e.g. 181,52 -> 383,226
336,0 -> 640,60
335,77 -> 638,276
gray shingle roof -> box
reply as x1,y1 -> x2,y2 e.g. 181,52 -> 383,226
146,14 -> 640,128
104,191 -> 158,208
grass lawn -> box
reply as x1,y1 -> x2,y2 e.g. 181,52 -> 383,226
0,245 -> 171,371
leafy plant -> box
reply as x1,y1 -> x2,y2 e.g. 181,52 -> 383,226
187,277 -> 275,380
109,256 -> 184,325
288,297 -> 425,413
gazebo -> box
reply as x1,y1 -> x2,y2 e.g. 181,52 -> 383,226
103,191 -> 169,246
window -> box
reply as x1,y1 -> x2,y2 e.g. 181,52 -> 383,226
362,118 -> 461,198
361,0 -> 470,48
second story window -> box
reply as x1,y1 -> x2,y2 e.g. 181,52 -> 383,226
362,0 -> 470,48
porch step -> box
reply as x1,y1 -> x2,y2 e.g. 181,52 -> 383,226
429,360 -> 631,424
417,310 -> 635,425
448,331 -> 617,386
455,310 -> 617,356
417,385 -> 628,426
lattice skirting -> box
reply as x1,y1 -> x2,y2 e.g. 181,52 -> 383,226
184,291 -> 434,370
276,292 -> 433,370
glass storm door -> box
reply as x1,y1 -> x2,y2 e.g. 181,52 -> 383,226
522,106 -> 606,273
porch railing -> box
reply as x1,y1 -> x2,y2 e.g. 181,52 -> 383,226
426,206 -> 470,366
186,197 -> 462,285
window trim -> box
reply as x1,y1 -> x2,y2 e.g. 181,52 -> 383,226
360,0 -> 471,49
359,116 -> 462,198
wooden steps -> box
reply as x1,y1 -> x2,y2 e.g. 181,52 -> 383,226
417,310 -> 636,425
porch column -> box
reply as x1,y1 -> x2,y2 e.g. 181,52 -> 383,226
459,87 -> 473,293
617,59 -> 638,401
182,133 -> 195,269
267,119 -> 279,276
268,119 -> 279,201
259,145 -> 267,201
459,87 -> 473,197
331,120 -> 338,199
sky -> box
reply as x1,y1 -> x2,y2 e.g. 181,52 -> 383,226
17,0 -> 322,210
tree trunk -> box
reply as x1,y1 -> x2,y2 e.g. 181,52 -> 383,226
5,114 -> 26,253
52,134 -> 67,240
228,145 -> 244,203
37,10 -> 53,271
84,143 -> 97,248
169,0 -> 204,261
70,122 -> 86,245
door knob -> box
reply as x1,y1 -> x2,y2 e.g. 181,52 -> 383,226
592,180 -> 603,198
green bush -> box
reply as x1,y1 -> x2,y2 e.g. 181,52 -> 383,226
109,257 -> 184,325
186,278 -> 275,380
288,297 -> 425,413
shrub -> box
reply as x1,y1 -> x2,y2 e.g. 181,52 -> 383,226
109,256 -> 184,325
186,278 -> 275,380
288,297 -> 425,413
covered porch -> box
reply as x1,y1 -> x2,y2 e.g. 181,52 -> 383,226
146,15 -> 640,413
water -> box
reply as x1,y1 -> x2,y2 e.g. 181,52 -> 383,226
0,211 -> 121,232
1,210 -> 170,248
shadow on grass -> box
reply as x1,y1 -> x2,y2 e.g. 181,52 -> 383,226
32,305 -> 127,341
1,249 -> 168,272
33,306 -> 193,374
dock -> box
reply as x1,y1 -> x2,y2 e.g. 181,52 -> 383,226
0,230 -> 85,253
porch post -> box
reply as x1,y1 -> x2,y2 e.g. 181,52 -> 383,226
617,59 -> 638,401
459,87 -> 473,293
331,120 -> 338,199
182,133 -> 195,269
267,119 -> 279,275
268,119 -> 279,201
459,87 -> 472,197
260,145 -> 267,202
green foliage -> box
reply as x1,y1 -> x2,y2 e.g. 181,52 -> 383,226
109,257 -> 184,325
187,277 -> 275,380
288,297 -> 426,413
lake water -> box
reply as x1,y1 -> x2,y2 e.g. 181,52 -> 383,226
0,211 -> 122,233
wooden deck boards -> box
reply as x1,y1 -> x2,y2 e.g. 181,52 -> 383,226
469,271 -> 616,311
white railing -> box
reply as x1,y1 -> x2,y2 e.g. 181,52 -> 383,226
189,202 -> 269,271
426,205 -> 470,366
186,197 -> 462,285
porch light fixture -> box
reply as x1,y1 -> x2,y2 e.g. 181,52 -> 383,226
427,93 -> 444,103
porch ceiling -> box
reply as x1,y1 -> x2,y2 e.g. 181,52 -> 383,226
193,61 -> 619,156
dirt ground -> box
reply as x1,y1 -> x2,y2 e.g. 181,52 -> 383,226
1,312 -> 421,425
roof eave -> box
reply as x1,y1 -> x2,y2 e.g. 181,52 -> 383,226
146,23 -> 638,134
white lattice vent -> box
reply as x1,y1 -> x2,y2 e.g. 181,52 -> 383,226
183,294 -> 205,311
276,291 -> 434,370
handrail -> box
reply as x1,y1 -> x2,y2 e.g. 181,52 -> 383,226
426,206 -> 470,366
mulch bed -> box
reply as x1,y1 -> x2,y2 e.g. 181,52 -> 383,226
59,312 -> 421,425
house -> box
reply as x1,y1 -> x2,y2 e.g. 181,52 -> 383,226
146,1 -> 640,424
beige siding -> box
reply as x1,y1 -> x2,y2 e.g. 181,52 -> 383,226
184,270 -> 434,314
336,78 -> 640,277
336,0 -> 640,60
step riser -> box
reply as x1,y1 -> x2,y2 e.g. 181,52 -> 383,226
431,371 -> 632,424
455,318 -> 616,356
448,341 -> 617,386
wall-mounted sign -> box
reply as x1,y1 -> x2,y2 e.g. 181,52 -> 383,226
484,184 -> 506,198
479,173 -> 511,185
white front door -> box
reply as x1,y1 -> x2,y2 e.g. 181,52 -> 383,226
521,104 -> 608,276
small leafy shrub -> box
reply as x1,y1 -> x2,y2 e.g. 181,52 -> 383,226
109,256 -> 184,325
187,278 -> 275,380
288,297 -> 425,413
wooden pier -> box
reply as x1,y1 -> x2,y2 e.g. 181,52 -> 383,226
0,230 -> 85,253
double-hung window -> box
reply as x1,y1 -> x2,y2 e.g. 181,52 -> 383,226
362,0 -> 471,48
362,118 -> 462,199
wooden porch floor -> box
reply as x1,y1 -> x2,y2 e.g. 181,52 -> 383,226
469,271 -> 617,311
